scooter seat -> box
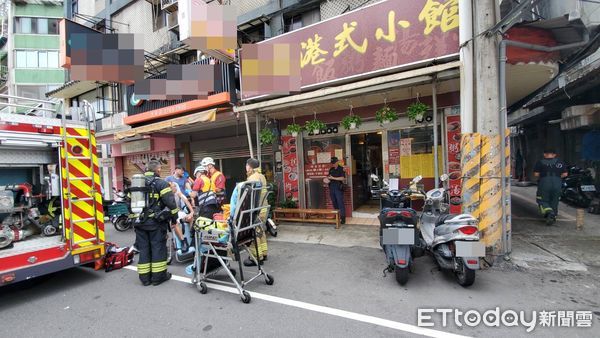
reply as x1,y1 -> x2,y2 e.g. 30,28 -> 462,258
435,214 -> 460,226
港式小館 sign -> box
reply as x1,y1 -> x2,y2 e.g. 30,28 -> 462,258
241,0 -> 459,100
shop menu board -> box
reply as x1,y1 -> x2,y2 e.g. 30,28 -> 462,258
282,136 -> 299,201
388,130 -> 400,177
446,114 -> 462,214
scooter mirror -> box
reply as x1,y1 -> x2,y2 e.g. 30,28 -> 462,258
440,174 -> 449,181
412,175 -> 423,183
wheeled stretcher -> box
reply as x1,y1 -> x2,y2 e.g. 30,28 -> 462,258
191,181 -> 274,303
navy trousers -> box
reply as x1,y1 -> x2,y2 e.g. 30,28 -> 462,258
329,186 -> 346,221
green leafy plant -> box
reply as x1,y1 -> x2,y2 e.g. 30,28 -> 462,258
286,123 -> 303,136
279,197 -> 298,209
375,105 -> 399,124
341,115 -> 362,130
305,119 -> 326,134
260,128 -> 276,145
406,102 -> 429,121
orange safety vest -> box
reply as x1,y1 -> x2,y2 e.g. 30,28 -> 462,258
210,171 -> 224,193
199,175 -> 211,193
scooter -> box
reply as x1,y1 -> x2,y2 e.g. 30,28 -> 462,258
109,190 -> 135,232
562,165 -> 596,208
378,176 -> 424,285
419,174 -> 484,287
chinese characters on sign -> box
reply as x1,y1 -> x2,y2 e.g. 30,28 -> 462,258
446,113 -> 462,213
282,136 -> 299,201
242,0 -> 459,100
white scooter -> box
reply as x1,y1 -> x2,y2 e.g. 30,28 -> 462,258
419,174 -> 485,287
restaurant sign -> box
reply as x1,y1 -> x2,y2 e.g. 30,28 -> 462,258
242,0 -> 459,100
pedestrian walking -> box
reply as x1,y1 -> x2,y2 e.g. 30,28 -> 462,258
533,148 -> 568,225
324,157 -> 346,224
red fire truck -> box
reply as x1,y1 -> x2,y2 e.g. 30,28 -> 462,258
0,95 -> 105,286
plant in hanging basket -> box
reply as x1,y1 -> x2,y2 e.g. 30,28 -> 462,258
375,105 -> 399,124
305,119 -> 326,135
286,123 -> 303,137
260,128 -> 276,145
341,115 -> 362,130
406,102 -> 429,121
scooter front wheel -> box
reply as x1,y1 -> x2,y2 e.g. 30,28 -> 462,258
113,215 -> 131,232
395,266 -> 410,285
455,261 -> 476,287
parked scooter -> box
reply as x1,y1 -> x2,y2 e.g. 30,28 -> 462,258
109,189 -> 135,232
419,174 -> 484,287
378,176 -> 424,285
562,165 -> 596,208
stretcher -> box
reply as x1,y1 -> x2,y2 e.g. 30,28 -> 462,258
191,181 -> 274,303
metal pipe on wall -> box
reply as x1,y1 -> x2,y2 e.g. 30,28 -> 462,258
256,113 -> 262,166
244,112 -> 254,158
459,0 -> 474,134
432,80 -> 439,187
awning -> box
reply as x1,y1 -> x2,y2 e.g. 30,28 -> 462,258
115,108 -> 218,140
46,80 -> 107,99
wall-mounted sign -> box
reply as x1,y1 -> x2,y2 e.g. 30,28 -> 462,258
241,0 -> 459,100
99,157 -> 115,168
308,124 -> 339,136
121,139 -> 152,155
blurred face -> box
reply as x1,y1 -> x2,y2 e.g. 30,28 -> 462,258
246,164 -> 252,174
174,168 -> 183,177
155,165 -> 162,176
543,152 -> 557,159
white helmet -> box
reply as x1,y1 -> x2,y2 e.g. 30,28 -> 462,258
194,165 -> 207,175
201,157 -> 215,166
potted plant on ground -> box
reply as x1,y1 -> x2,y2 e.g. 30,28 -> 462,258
286,123 -> 303,137
341,114 -> 362,130
305,119 -> 326,135
375,105 -> 399,125
406,102 -> 429,122
260,128 -> 276,145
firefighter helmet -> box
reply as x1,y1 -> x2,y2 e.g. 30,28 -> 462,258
194,165 -> 207,175
201,157 -> 216,166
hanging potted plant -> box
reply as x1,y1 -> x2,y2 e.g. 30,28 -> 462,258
286,123 -> 303,137
341,114 -> 362,130
305,119 -> 326,135
260,128 -> 276,145
406,102 -> 429,122
375,106 -> 399,125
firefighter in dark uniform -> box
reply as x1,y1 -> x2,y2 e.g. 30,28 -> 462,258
533,148 -> 568,225
135,160 -> 180,286
324,157 -> 346,224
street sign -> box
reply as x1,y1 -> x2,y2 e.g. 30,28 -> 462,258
99,157 -> 115,168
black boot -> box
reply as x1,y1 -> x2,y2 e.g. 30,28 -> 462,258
181,238 -> 190,253
152,272 -> 172,286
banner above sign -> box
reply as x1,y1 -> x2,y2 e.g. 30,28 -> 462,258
241,0 -> 459,100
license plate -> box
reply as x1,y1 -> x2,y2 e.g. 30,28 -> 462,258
455,241 -> 485,257
581,185 -> 596,192
382,228 -> 414,245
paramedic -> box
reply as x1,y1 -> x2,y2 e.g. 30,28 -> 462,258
533,148 -> 568,225
201,157 -> 226,205
243,158 -> 268,266
135,160 -> 179,286
190,165 -> 221,218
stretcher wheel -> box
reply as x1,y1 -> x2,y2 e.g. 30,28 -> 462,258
265,274 -> 274,286
241,291 -> 251,303
198,282 -> 208,294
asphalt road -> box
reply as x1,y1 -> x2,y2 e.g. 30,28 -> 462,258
1,223 -> 598,337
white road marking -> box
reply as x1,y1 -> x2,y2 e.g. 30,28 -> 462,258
123,265 -> 468,338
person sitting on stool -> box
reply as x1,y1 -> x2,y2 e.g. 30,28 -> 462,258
324,157 -> 346,224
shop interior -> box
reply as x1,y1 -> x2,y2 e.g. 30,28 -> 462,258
350,132 -> 383,216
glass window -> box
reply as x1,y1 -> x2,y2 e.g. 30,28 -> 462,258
47,51 -> 59,68
48,19 -> 59,34
37,18 -> 48,34
16,51 -> 27,68
19,17 -> 31,34
38,51 -> 48,68
26,51 -> 37,68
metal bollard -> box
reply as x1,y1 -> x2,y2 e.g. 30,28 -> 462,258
576,208 -> 585,231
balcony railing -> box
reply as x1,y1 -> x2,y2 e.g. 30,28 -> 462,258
161,0 -> 178,12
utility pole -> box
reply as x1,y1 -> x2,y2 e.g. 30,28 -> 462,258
462,0 -> 507,259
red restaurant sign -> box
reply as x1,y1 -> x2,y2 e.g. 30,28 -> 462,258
242,0 -> 459,100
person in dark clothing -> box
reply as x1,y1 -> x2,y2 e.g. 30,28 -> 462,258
135,160 -> 180,286
324,157 -> 346,224
533,148 -> 568,225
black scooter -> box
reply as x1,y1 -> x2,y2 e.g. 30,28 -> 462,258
378,176 -> 424,285
562,166 -> 596,208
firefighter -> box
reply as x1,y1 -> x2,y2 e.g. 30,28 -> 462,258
243,158 -> 268,266
190,165 -> 220,218
533,148 -> 568,225
135,160 -> 179,286
201,157 -> 226,205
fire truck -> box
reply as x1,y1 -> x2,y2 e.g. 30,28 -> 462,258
0,95 -> 105,286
